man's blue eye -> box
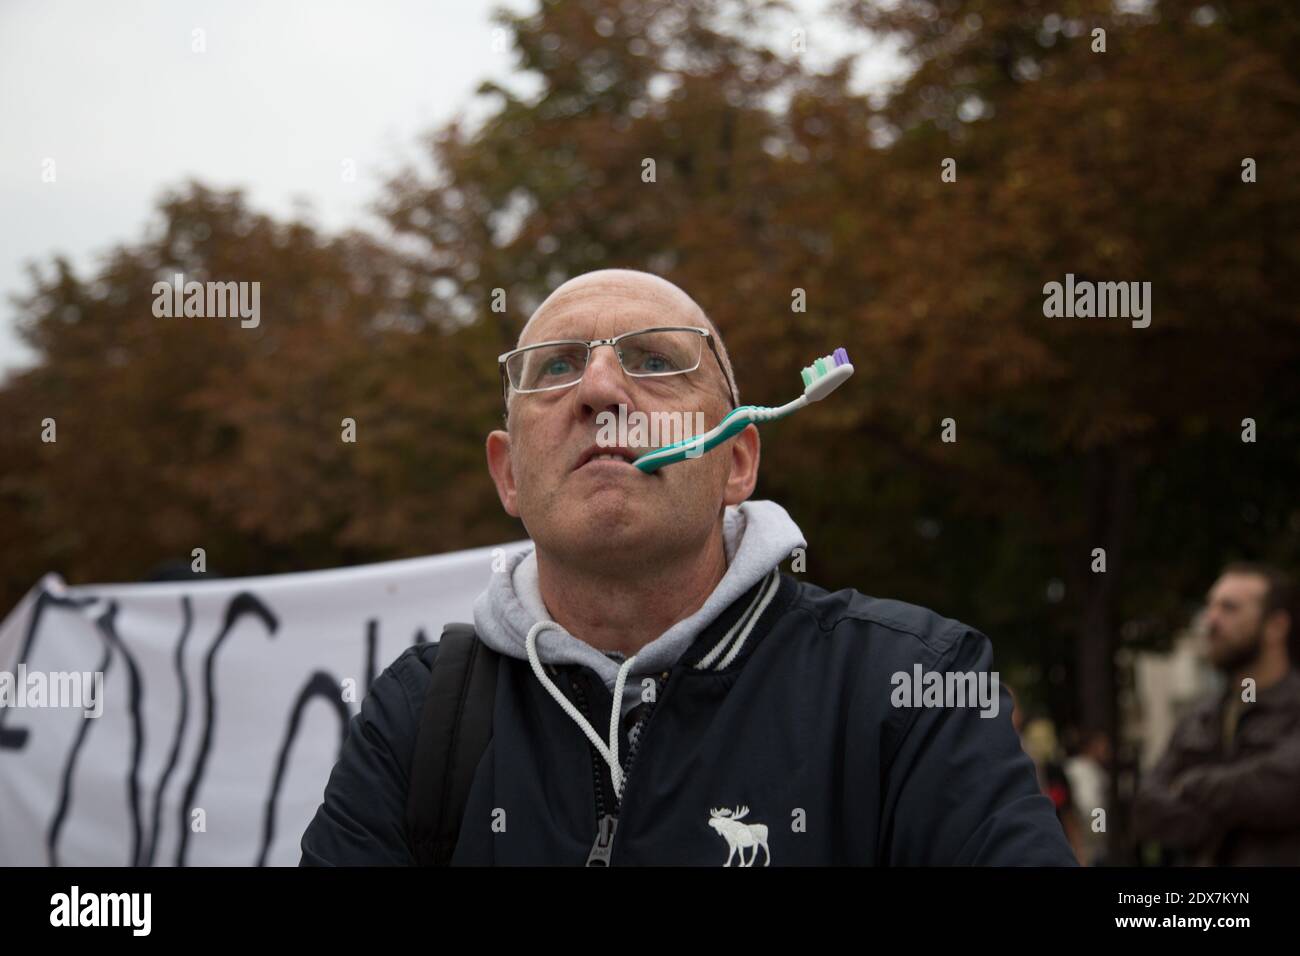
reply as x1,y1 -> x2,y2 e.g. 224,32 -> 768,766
545,357 -> 574,375
625,351 -> 674,373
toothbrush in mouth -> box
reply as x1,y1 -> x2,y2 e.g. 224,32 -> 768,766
632,347 -> 854,474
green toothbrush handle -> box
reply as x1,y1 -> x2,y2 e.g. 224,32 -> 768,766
634,406 -> 774,473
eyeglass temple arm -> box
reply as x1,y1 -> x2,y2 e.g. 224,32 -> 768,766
704,334 -> 738,409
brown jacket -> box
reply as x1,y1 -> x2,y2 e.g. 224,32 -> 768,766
1135,668 -> 1300,865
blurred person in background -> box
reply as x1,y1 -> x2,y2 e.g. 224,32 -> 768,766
1019,713 -> 1087,865
1134,563 -> 1300,865
1064,730 -> 1111,866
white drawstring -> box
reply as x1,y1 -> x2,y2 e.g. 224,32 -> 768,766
524,573 -> 778,801
526,620 -> 638,802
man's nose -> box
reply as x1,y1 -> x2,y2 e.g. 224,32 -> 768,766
573,344 -> 633,414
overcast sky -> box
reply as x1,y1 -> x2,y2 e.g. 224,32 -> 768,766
0,0 -> 904,381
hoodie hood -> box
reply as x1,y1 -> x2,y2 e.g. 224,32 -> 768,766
472,499 -> 806,718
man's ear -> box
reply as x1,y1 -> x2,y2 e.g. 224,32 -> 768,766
722,423 -> 759,507
486,429 -> 520,517
1264,608 -> 1292,651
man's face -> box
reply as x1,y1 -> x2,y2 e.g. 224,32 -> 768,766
1203,572 -> 1270,672
485,272 -> 757,575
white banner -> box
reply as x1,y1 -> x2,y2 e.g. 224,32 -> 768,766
0,542 -> 530,867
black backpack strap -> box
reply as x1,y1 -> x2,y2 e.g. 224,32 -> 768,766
405,623 -> 498,866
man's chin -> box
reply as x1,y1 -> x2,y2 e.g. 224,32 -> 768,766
534,493 -> 645,542
1209,644 -> 1261,675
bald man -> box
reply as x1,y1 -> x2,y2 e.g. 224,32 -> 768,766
301,269 -> 1076,866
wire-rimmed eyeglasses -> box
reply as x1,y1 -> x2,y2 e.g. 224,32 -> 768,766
497,325 -> 738,410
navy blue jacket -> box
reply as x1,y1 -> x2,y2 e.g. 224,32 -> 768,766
300,572 -> 1077,865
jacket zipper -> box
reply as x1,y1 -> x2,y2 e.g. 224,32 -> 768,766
570,669 -> 671,866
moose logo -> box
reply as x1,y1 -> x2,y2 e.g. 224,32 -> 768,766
708,805 -> 770,866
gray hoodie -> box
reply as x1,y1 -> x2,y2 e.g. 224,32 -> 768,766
472,499 -> 806,720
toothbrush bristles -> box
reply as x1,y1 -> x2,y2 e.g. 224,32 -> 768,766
801,348 -> 851,387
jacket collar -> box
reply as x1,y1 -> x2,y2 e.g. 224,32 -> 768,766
675,570 -> 800,673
